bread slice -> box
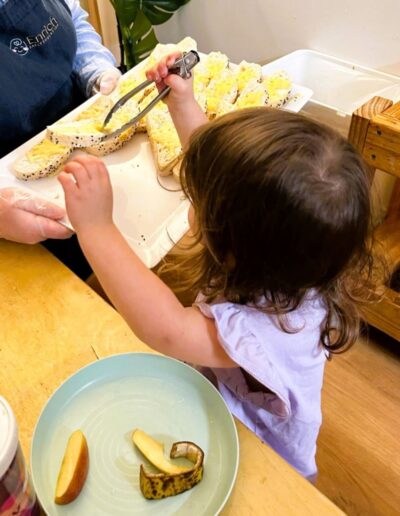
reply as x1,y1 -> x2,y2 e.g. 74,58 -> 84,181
76,96 -> 114,122
215,99 -> 236,118
202,51 -> 229,80
48,98 -> 140,148
235,61 -> 262,93
84,127 -> 135,156
13,138 -> 72,180
83,98 -> 139,155
115,69 -> 149,103
263,71 -> 292,108
133,86 -> 161,133
147,37 -> 198,67
176,36 -> 198,53
205,68 -> 238,118
235,80 -> 269,109
146,108 -> 182,175
47,119 -> 105,147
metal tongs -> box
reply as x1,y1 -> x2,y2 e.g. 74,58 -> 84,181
101,50 -> 200,141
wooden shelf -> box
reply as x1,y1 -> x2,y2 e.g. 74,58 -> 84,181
349,97 -> 400,341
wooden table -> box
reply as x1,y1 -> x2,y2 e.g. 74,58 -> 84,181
0,240 -> 344,515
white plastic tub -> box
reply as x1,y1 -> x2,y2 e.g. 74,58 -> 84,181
262,49 -> 400,136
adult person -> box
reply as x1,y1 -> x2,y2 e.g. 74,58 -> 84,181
0,0 -> 120,276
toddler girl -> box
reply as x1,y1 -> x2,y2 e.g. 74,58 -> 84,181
59,53 -> 374,481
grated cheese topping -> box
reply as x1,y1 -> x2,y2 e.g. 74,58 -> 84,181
26,139 -> 70,165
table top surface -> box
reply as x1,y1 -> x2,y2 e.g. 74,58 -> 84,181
0,240 -> 344,515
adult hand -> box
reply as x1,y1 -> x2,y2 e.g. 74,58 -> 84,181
0,188 -> 73,244
93,68 -> 122,95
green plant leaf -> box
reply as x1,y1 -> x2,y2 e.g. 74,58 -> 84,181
109,0 -> 138,26
142,0 -> 191,25
111,0 -> 192,68
119,9 -> 159,68
130,10 -> 159,61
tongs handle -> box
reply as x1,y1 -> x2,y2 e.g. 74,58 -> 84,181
102,50 -> 200,130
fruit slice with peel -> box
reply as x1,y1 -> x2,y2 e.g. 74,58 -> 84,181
132,430 -> 204,499
132,429 -> 191,475
55,430 -> 89,505
140,441 -> 204,499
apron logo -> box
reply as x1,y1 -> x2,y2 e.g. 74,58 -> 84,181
9,17 -> 59,56
10,38 -> 29,56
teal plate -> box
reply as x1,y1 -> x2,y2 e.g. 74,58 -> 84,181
31,353 -> 239,515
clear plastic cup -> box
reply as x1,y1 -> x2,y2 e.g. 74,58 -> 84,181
0,396 -> 40,515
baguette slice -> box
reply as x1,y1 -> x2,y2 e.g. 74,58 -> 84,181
263,71 -> 292,108
48,98 -> 140,148
13,138 -> 72,180
84,127 -> 135,156
147,37 -> 198,66
216,80 -> 268,117
47,119 -> 105,147
235,80 -> 269,109
235,61 -> 262,93
202,51 -> 229,80
205,68 -> 238,118
134,87 -> 164,133
115,69 -> 149,103
215,99 -> 236,118
146,108 -> 182,175
76,96 -> 114,122
176,36 -> 198,53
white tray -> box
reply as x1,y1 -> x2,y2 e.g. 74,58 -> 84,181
0,57 -> 312,268
261,49 -> 400,116
0,133 -> 189,269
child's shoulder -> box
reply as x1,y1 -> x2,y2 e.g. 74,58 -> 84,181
196,290 -> 327,374
196,290 -> 327,345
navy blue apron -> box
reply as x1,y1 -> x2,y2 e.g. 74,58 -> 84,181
0,0 -> 84,158
0,0 -> 91,278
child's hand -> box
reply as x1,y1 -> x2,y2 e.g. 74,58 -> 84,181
146,51 -> 195,109
58,155 -> 114,234
146,52 -> 207,147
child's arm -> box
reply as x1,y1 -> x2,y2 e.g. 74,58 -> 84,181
58,156 -> 236,369
146,52 -> 208,148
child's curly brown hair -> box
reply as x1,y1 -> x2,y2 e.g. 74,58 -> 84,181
174,107 -> 377,353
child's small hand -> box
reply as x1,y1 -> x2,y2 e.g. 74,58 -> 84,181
58,155 -> 113,234
146,51 -> 195,109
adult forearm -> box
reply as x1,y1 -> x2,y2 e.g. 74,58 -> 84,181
68,0 -> 117,96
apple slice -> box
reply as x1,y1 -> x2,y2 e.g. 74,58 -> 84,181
54,430 -> 89,505
132,429 -> 190,475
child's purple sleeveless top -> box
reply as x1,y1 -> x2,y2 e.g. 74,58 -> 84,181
196,293 -> 327,480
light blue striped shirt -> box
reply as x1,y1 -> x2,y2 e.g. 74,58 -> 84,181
0,0 -> 117,96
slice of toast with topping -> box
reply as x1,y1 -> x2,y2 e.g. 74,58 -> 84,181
13,139 -> 72,180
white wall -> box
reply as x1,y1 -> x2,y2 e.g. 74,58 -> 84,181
155,0 -> 400,75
